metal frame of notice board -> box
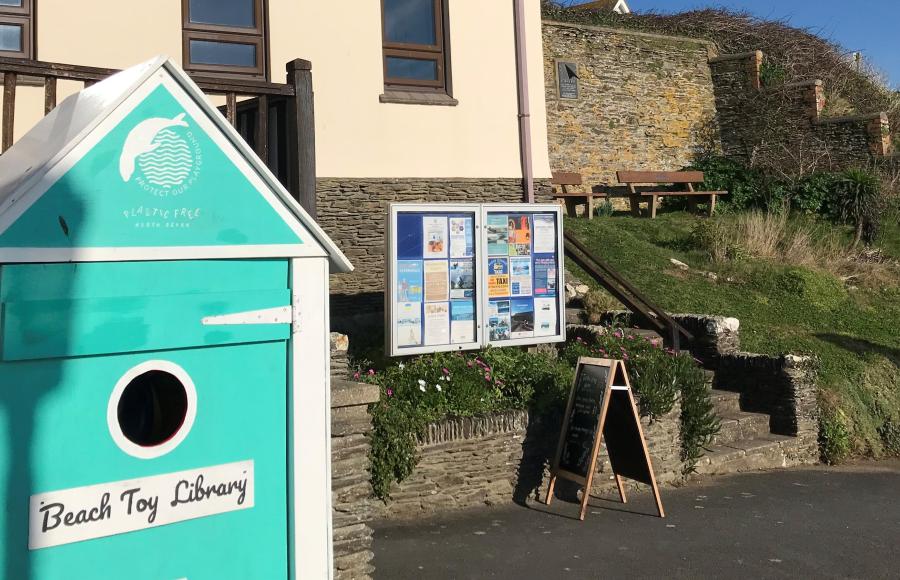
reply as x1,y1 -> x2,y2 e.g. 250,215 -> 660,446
386,203 -> 566,357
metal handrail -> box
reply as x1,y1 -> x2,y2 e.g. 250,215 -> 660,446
564,230 -> 693,350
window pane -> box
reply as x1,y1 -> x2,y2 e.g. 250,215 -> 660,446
189,39 -> 257,67
386,56 -> 437,81
384,0 -> 436,46
0,24 -> 22,52
189,0 -> 255,28
0,0 -> 24,6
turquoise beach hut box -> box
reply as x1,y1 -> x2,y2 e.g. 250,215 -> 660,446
0,57 -> 351,579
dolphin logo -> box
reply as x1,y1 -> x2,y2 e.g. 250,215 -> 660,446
119,113 -> 189,182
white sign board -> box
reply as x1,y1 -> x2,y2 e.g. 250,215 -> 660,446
29,460 -> 254,550
387,204 -> 566,356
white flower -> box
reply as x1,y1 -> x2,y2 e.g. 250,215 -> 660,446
419,385 -> 426,392
417,379 -> 426,386
398,363 -> 405,369
435,384 -> 442,392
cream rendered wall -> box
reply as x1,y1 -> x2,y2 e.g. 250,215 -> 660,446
4,0 -> 551,180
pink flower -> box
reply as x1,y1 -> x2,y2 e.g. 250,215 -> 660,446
353,372 -> 360,380
368,369 -> 375,376
386,388 -> 394,397
442,368 -> 450,375
484,373 -> 492,381
467,361 -> 473,368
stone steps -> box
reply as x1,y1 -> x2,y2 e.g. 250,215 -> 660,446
693,434 -> 799,476
709,388 -> 741,415
711,411 -> 771,446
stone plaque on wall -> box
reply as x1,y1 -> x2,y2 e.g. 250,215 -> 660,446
556,60 -> 580,100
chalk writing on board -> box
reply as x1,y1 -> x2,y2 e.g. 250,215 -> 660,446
559,364 -> 609,477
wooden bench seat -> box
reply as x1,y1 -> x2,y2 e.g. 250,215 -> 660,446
551,171 -> 607,220
617,170 -> 728,219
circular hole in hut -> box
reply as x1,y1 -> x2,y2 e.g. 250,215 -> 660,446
117,370 -> 189,447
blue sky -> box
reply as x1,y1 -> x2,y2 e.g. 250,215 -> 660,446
562,1 -> 899,88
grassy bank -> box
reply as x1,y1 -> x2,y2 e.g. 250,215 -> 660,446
566,210 -> 900,462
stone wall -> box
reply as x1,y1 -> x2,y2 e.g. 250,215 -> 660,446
710,51 -> 893,169
330,337 -> 380,579
542,21 -> 720,188
317,177 -> 553,334
715,353 -> 820,463
382,403 -> 683,520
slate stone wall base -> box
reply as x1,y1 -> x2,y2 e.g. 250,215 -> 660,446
380,402 -> 684,521
319,177 -> 553,293
330,346 -> 381,580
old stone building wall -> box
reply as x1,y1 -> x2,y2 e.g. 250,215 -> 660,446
542,21 -> 720,188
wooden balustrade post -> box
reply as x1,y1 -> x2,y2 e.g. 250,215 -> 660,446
285,58 -> 317,219
2,72 -> 16,153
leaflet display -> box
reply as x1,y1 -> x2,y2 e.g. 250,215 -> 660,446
388,208 -> 480,355
484,209 -> 563,346
387,204 -> 565,356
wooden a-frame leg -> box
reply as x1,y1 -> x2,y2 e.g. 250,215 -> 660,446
653,485 -> 666,518
614,474 -> 628,504
544,475 -> 557,506
578,483 -> 592,521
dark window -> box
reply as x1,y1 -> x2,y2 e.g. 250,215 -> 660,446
0,0 -> 32,59
382,0 -> 449,91
182,0 -> 267,79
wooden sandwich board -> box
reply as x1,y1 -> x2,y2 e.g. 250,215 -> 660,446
545,357 -> 665,520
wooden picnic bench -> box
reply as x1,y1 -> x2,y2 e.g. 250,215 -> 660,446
617,171 -> 728,219
551,171 -> 605,220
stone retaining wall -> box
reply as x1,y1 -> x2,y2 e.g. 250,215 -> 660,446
710,51 -> 892,169
331,378 -> 380,579
543,21 -> 720,189
383,402 -> 683,520
716,353 -> 820,463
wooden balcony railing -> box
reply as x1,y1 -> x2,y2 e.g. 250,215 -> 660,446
0,56 -> 318,218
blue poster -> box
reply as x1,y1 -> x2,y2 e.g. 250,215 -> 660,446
534,257 -> 557,297
397,260 -> 424,302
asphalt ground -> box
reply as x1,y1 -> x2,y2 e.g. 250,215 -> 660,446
374,460 -> 900,579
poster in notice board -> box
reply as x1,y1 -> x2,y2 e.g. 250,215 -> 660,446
483,207 -> 564,348
386,204 -> 565,357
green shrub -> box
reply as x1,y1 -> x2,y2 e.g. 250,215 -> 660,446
830,168 -> 883,247
819,407 -> 852,464
690,156 -> 766,210
760,60 -> 788,87
595,200 -> 615,218
773,267 -> 845,311
689,218 -> 747,262
793,173 -> 837,215
362,348 -> 572,500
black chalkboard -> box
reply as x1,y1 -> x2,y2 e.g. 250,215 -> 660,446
603,389 -> 654,485
546,359 -> 665,520
558,363 -> 609,478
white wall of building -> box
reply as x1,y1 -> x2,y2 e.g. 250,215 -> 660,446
3,0 -> 552,180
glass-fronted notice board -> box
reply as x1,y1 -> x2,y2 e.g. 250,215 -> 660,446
386,204 -> 565,356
